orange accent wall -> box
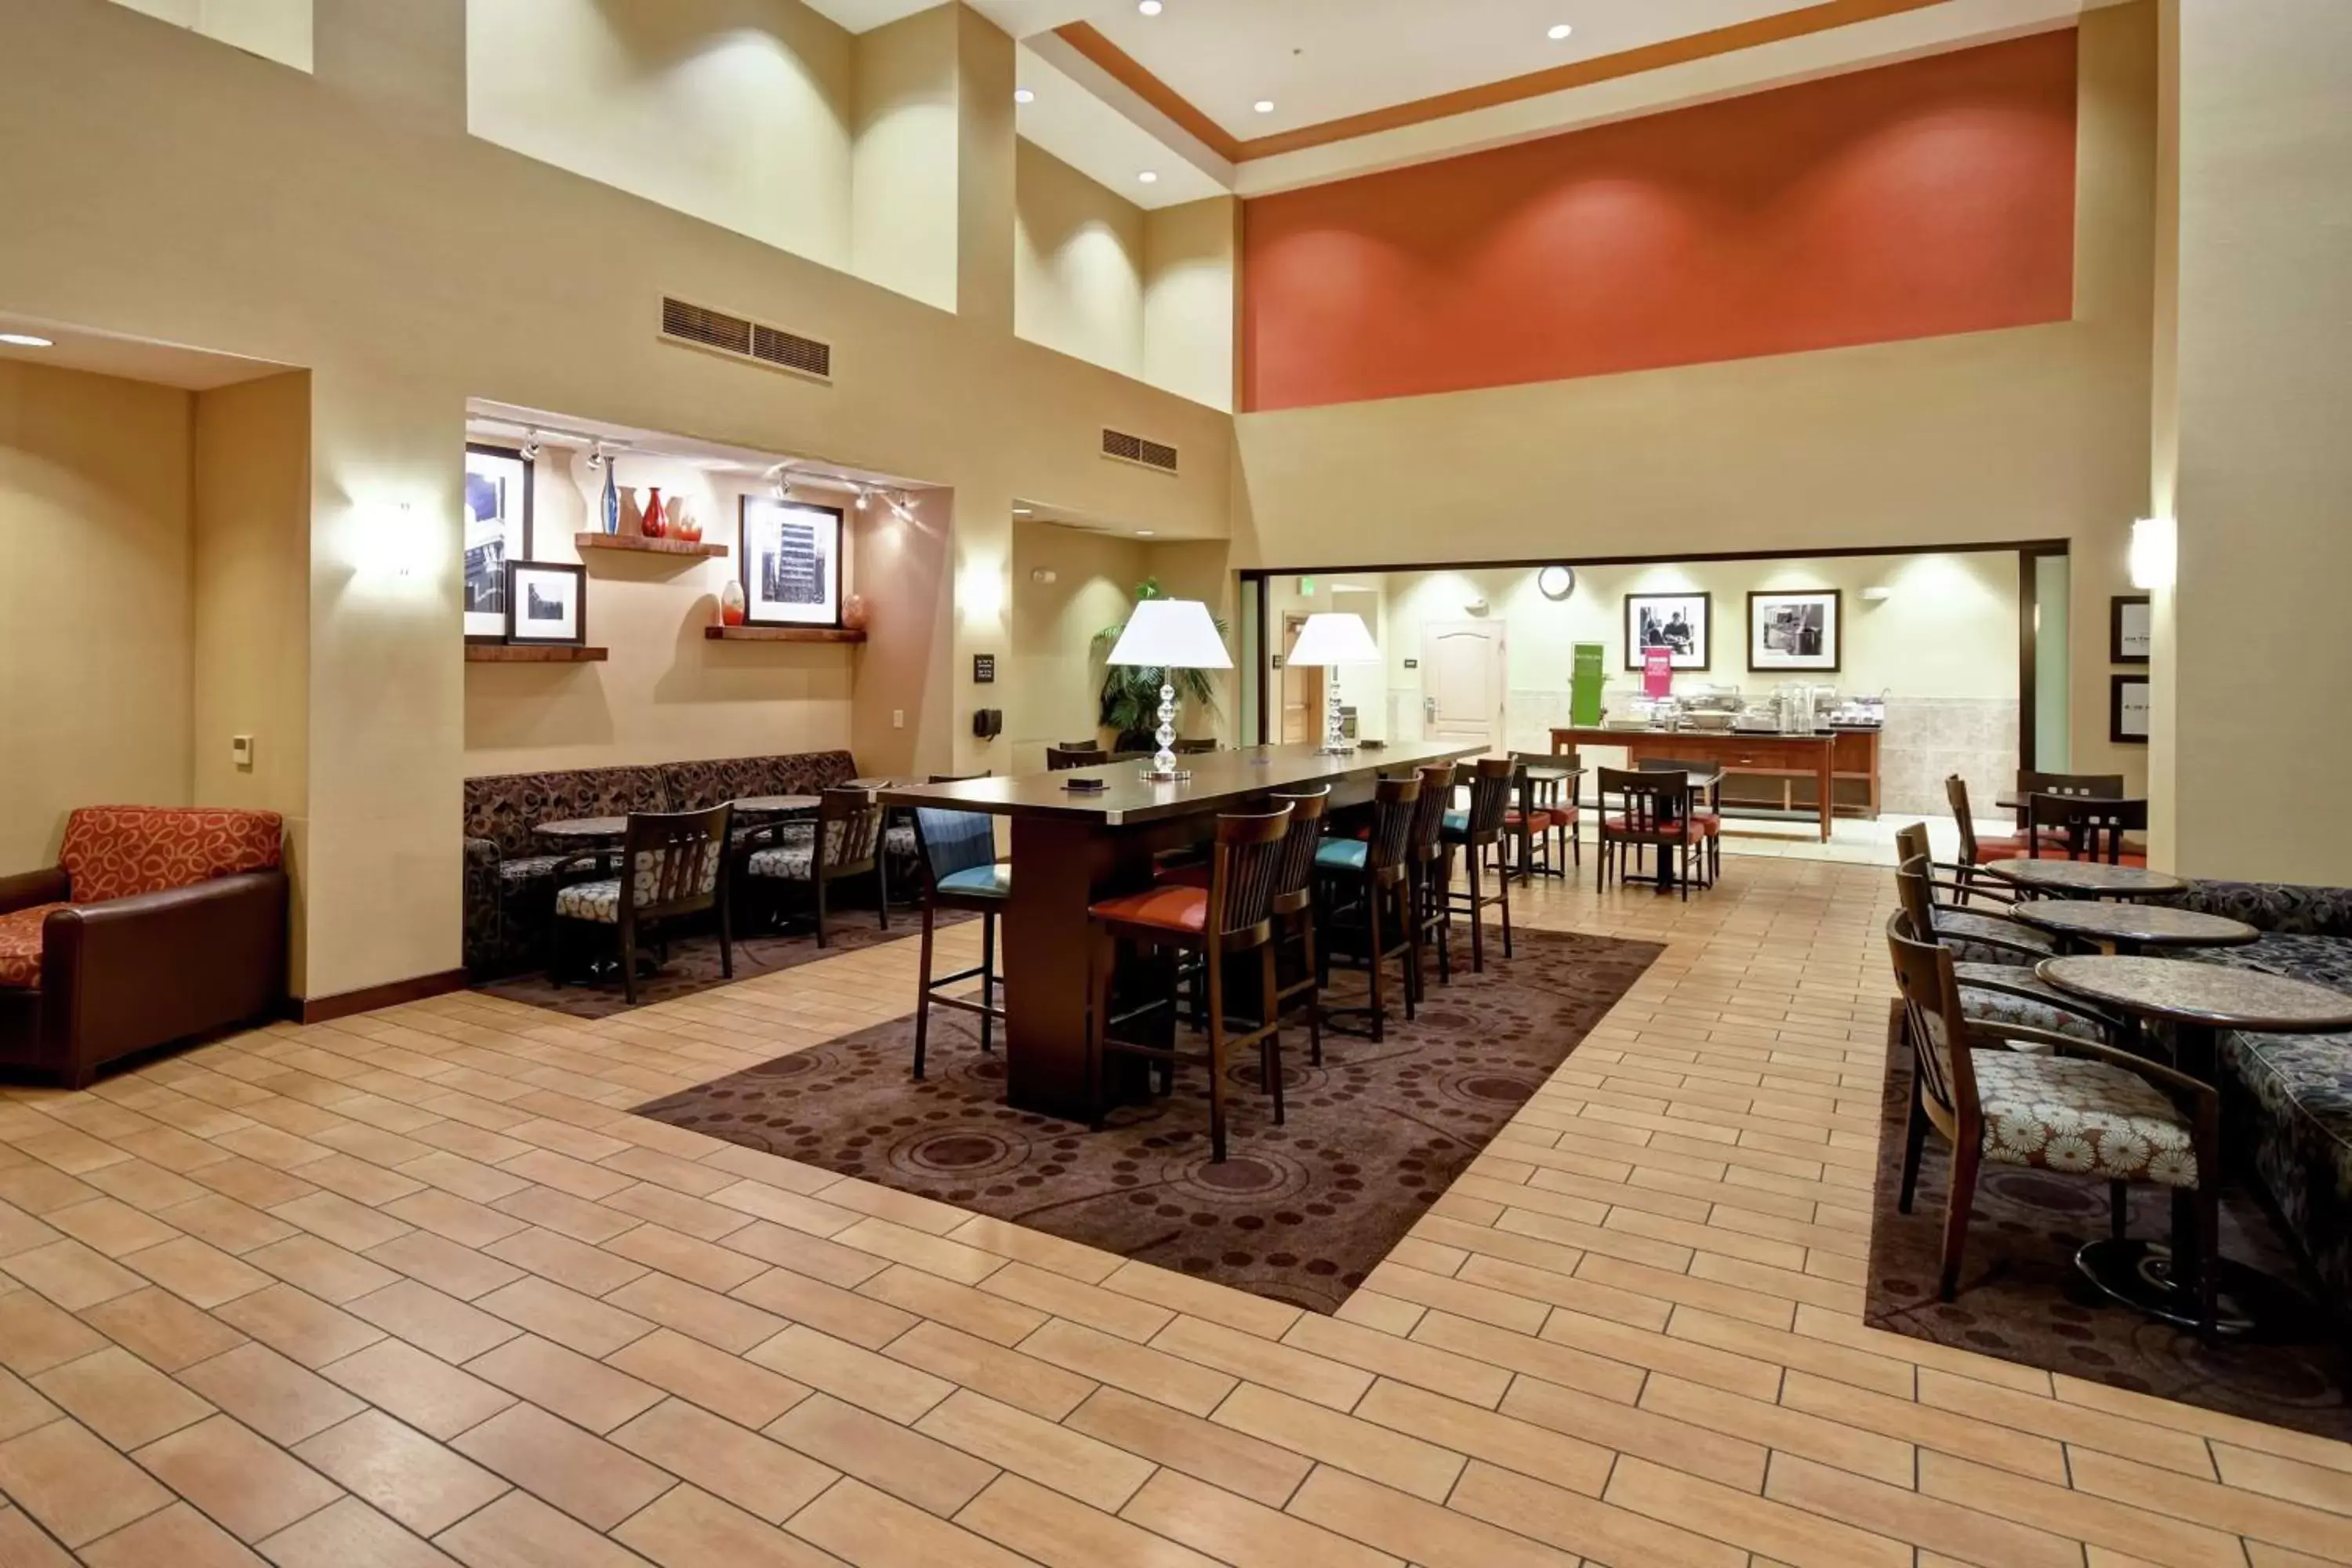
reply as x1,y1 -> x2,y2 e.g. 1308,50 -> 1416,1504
1242,31 -> 2079,412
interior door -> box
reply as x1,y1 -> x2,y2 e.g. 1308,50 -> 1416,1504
1279,615 -> 1324,745
1422,621 -> 1504,752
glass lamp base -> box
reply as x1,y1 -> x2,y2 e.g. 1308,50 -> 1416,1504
1137,768 -> 1192,783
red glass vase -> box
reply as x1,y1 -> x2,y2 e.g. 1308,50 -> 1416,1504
641,487 -> 667,539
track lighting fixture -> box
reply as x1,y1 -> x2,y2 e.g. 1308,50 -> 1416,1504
885,490 -> 916,523
584,442 -> 607,472
519,430 -> 542,463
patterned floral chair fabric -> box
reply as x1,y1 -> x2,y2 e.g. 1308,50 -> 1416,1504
2172,879 -> 2352,1304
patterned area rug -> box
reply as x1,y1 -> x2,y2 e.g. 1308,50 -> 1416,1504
1865,1013 -> 2352,1440
474,913 -> 971,1021
633,927 -> 1661,1314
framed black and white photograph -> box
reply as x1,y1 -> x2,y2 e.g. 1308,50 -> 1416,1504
2111,594 -> 2151,664
505,561 -> 585,646
1748,589 -> 1842,672
1623,592 -> 1711,670
464,443 -> 533,642
2111,674 -> 2151,744
739,497 -> 843,627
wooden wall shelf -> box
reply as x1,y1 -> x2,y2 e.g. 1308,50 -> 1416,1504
575,532 -> 728,559
466,644 -> 611,663
704,626 -> 867,644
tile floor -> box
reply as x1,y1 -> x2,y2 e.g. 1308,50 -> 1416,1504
2,858 -> 2347,1567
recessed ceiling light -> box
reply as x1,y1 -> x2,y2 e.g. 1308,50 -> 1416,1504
1014,87 -> 1034,103
1138,0 -> 1163,13
1138,170 -> 1159,184
0,332 -> 53,348
1012,506 -> 1033,515
1254,100 -> 1275,114
1136,530 -> 1156,537
1547,22 -> 1573,40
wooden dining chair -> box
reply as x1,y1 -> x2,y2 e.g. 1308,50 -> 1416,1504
745,786 -> 887,946
1598,767 -> 1712,898
1047,746 -> 1110,771
2026,794 -> 2149,865
1501,751 -> 1561,884
909,804 -> 1008,1080
2017,769 -> 2125,800
1316,775 -> 1422,1040
1439,758 -> 1515,971
1085,805 -> 1294,1162
1944,774 -> 2046,898
1886,913 -> 2219,1334
1636,757 -> 1721,885
550,805 -> 733,1005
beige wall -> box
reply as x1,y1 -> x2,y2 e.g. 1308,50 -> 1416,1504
848,488 -> 956,780
0,361 -> 195,868
2164,0 -> 2352,881
1144,198 -> 1240,413
1016,140 -> 1146,381
850,5 -> 960,312
467,0 -> 855,273
107,0 -> 311,72
463,450 -> 861,776
1233,2 -> 2159,797
1007,521 -> 1150,771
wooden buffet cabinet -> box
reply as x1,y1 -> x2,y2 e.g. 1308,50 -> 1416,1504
1548,725 -> 1882,844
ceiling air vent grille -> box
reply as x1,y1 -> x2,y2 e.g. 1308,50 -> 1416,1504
660,296 -> 831,383
1102,427 -> 1178,474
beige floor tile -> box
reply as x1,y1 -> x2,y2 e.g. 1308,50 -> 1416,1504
272,1192 -> 414,1254
1287,1464 -> 1586,1568
604,1327 -> 811,1432
1280,1312 -> 1513,1409
1763,1450 -> 2082,1568
133,1414 -> 343,1543
78,1501 -> 264,1567
449,1403 -> 673,1531
32,1345 -> 212,1449
481,1225 -> 649,1296
319,1338 -> 516,1441
1209,1382 -> 1464,1504
179,1342 -> 368,1446
747,1325 -> 954,1424
985,1261 -> 1174,1342
256,1495 -> 457,1568
612,1483 -> 843,1568
1450,1458 -> 1743,1568
246,1233 -> 402,1304
731,1264 -> 917,1349
610,1397 -> 835,1523
383,1189 -> 531,1250
718,1219 -> 888,1289
78,1285 -> 249,1372
1021,1317 -> 1238,1417
765,1391 -> 998,1518
295,1410 -> 510,1537
0,1417 -> 175,1547
2,1238 -> 147,1310
215,1283 -> 387,1368
460,1334 -> 660,1434
916,1386 -> 1156,1512
1119,1469 -> 1401,1568
473,1276 -> 654,1359
957,1472 -> 1223,1568
363,1230 -> 528,1301
602,1269 -> 782,1353
1155,1315 -> 1374,1412
45,1196 -> 179,1258
787,1475 -> 1032,1568
855,1263 -> 1048,1347
1916,1450 -> 2248,1568
0,1502 -> 77,1568
0,1367 -> 62,1443
884,1319 -> 1094,1421
347,1281 -> 521,1363
2067,1446 -> 2352,1563
488,1185 -> 636,1244
432,1490 -> 650,1568
1354,1377 -> 1613,1496
602,1222 -> 765,1292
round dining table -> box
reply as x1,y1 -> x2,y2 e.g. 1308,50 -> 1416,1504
2009,900 -> 2258,956
1984,859 -> 2187,901
532,815 -> 628,847
2034,954 -> 2352,1333
731,794 -> 819,818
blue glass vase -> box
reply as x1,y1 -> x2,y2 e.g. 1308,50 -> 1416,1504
601,467 -> 619,535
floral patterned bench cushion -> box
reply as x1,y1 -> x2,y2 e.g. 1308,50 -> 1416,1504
462,767 -> 671,859
659,751 -> 857,812
60,807 -> 284,904
2174,880 -> 2352,938
2220,1025 -> 2352,1300
1974,1048 -> 2199,1187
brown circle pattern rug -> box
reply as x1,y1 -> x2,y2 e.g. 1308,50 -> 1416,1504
633,927 -> 1660,1314
1866,1010 -> 2352,1441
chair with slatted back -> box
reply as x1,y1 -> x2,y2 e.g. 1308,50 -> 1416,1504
909,797 -> 1008,1080
1268,787 -> 1330,1065
2018,770 -> 2125,800
745,786 -> 887,946
2026,794 -> 2150,866
1173,739 -> 1219,755
1887,913 -> 2217,1332
1945,774 -> 2051,898
1047,746 -> 1110,771
1635,757 -> 1722,886
1085,805 -> 1294,1162
1402,763 -> 1456,1003
1500,751 -> 1561,884
1439,757 -> 1515,972
1541,750 -> 1584,872
1315,776 -> 1421,1040
550,806 -> 734,1005
1598,767 -> 1711,898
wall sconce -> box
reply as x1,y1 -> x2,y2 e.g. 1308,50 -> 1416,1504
960,565 -> 1007,622
360,499 -> 434,581
2129,517 -> 2176,590
1859,586 -> 1893,604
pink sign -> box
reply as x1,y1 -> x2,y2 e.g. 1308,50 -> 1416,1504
1642,647 -> 1674,699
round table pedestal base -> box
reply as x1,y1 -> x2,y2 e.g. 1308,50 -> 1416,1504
2074,1239 -> 2295,1337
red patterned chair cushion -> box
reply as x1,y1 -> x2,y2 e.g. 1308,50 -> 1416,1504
1503,811 -> 1554,831
0,903 -> 62,989
58,807 -> 284,906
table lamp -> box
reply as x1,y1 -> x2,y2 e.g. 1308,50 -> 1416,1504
1287,612 -> 1381,755
1106,599 -> 1233,782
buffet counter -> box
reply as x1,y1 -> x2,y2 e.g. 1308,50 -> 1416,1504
1548,726 -> 1882,843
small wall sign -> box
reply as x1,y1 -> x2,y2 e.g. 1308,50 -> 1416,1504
973,654 -> 996,684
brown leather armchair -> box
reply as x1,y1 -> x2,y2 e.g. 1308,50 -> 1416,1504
0,808 -> 288,1088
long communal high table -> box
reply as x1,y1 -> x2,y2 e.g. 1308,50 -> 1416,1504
881,741 -> 1483,1121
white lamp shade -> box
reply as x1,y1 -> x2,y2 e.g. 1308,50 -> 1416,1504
1287,612 -> 1380,667
1106,599 -> 1232,670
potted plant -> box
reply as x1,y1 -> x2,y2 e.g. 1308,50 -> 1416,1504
1097,578 -> 1225,750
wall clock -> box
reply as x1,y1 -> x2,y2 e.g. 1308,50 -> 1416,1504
1537,564 -> 1576,601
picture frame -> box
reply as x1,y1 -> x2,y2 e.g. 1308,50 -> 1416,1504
1748,589 -> 1842,673
738,497 -> 844,627
463,443 -> 534,643
1622,591 -> 1711,671
505,561 -> 586,646
2110,673 -> 2151,744
2110,594 -> 2151,664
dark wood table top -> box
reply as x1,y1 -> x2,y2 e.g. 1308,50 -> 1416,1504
2010,902 -> 2258,950
880,740 -> 1486,826
1983,860 -> 2187,898
2037,956 -> 2352,1033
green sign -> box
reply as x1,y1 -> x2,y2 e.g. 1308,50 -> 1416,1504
1570,642 -> 1606,728
1298,575 -> 1316,597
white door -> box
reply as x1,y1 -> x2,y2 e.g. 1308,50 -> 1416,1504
1422,621 -> 1504,752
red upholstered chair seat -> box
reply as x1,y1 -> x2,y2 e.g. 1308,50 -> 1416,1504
1502,810 -> 1553,831
60,806 -> 284,904
1605,812 -> 1717,837
1088,885 -> 1208,933
0,904 -> 62,989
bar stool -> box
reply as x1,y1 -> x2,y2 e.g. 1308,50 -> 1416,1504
1502,751 -> 1561,884
909,804 -> 1008,1080
1085,806 -> 1293,1163
1267,788 -> 1330,1065
1314,776 -> 1420,1041
1440,758 -> 1515,971
1403,763 -> 1456,1001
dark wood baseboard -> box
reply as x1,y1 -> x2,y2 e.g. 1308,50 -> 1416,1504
295,968 -> 467,1025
